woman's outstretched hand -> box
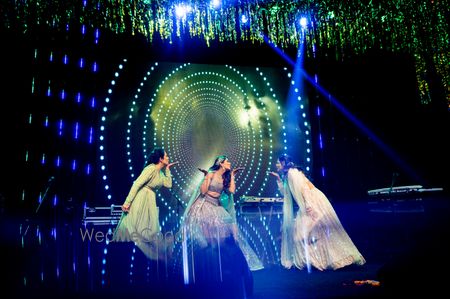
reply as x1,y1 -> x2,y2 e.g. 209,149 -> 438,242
167,161 -> 179,170
198,168 -> 208,176
268,171 -> 280,180
231,167 -> 245,176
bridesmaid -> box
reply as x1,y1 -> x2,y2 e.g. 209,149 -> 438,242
269,154 -> 365,271
180,155 -> 262,298
112,147 -> 177,260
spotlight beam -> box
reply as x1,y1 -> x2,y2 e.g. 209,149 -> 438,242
262,35 -> 424,185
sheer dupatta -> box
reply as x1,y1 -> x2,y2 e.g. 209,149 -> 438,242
281,168 -> 366,271
279,176 -> 296,269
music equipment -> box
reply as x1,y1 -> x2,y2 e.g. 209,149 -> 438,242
82,205 -> 123,226
240,196 -> 283,203
236,196 -> 287,266
367,185 -> 444,213
367,185 -> 443,196
238,196 -> 285,216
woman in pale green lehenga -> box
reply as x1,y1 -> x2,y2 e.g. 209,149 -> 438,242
112,147 -> 178,260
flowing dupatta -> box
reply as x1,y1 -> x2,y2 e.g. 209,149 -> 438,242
281,168 -> 313,271
280,177 -> 296,269
281,168 -> 366,271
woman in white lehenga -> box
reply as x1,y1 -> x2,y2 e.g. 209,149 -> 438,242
180,155 -> 263,297
269,154 -> 366,271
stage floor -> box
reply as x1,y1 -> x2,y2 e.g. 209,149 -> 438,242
3,195 -> 449,298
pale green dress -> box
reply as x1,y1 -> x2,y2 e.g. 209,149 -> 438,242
112,164 -> 172,260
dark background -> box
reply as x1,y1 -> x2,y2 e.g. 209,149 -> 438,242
2,29 -> 448,213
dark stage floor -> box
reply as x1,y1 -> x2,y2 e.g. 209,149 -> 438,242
7,261 -> 446,299
2,194 -> 449,298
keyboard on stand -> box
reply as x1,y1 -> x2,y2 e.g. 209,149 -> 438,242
238,196 -> 284,216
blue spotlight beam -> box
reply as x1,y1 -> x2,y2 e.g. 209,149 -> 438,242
263,35 -> 425,185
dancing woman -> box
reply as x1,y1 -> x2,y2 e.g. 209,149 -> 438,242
112,147 -> 177,260
269,154 -> 366,271
180,155 -> 263,297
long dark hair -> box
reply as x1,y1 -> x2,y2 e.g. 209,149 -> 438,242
279,154 -> 304,176
144,147 -> 165,167
209,155 -> 231,194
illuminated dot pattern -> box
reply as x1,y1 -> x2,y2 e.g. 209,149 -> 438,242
101,61 -> 311,267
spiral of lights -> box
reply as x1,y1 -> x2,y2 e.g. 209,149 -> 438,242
139,63 -> 288,205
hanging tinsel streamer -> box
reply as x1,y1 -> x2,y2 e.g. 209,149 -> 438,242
2,0 -> 448,106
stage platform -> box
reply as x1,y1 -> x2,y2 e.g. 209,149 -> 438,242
2,194 -> 449,298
